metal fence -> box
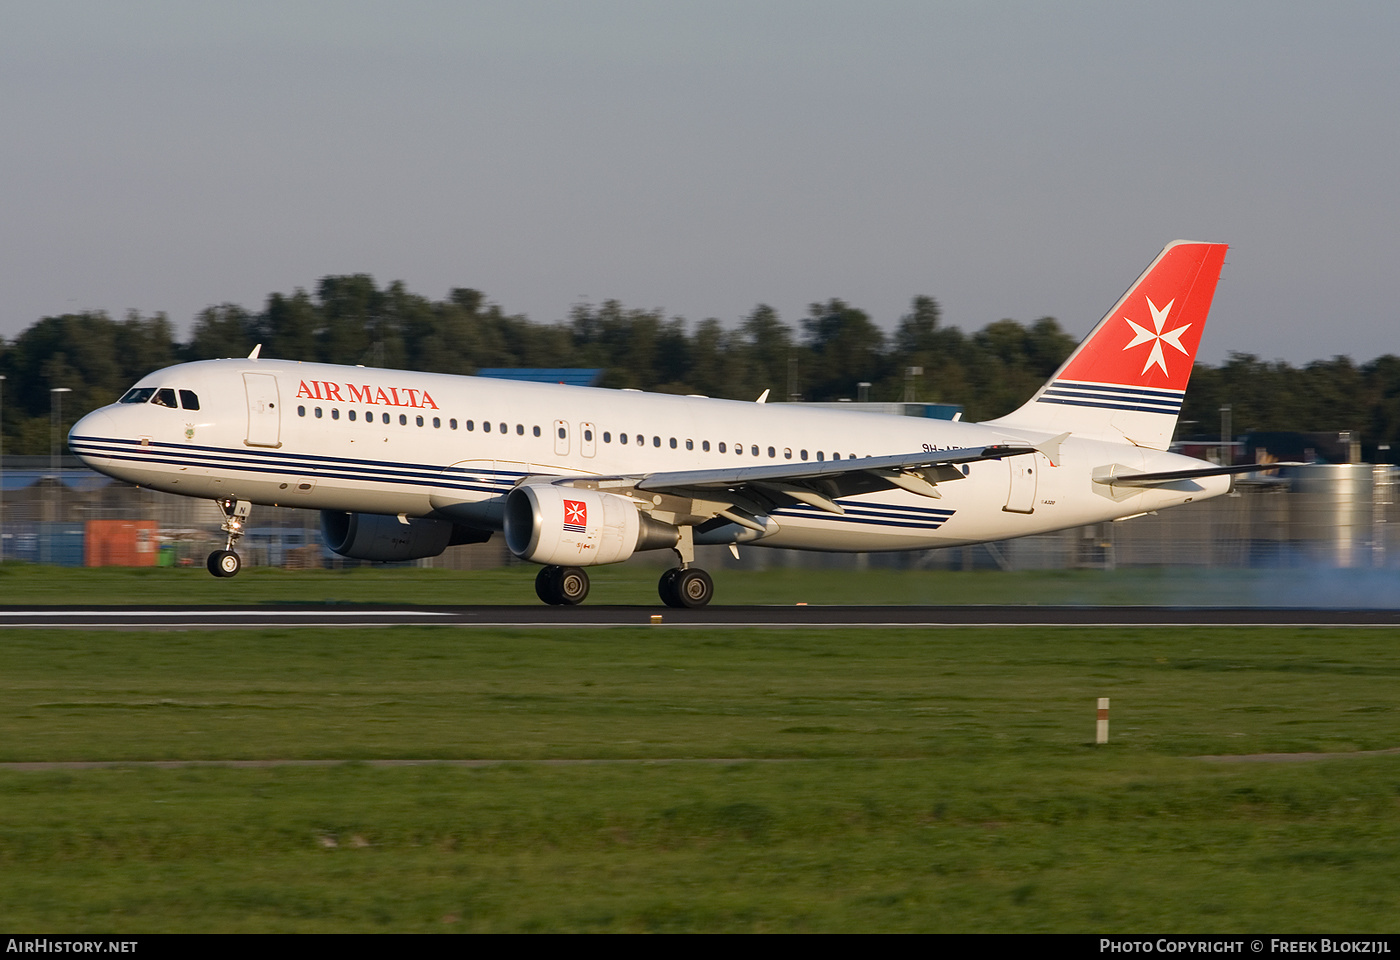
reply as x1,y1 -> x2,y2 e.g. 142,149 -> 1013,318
7,458 -> 1396,573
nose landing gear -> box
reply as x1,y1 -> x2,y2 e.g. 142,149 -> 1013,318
206,498 -> 251,578
207,549 -> 241,578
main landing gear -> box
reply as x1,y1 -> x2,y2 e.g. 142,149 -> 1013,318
535,565 -> 591,605
658,566 -> 713,608
207,498 -> 251,578
657,525 -> 714,608
531,526 -> 716,608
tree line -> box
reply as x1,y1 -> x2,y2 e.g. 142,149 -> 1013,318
3,274 -> 1397,457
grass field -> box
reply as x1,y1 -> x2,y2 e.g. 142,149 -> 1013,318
3,619 -> 1399,931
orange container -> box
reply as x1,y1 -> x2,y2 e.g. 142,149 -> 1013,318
84,520 -> 159,567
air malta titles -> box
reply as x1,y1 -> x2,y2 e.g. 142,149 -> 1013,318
295,380 -> 440,409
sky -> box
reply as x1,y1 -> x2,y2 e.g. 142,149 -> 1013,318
3,1 -> 1396,366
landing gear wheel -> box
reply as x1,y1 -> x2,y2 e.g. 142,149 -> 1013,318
535,565 -> 563,604
658,567 -> 682,606
207,549 -> 241,578
674,568 -> 713,608
535,565 -> 590,605
660,567 -> 713,608
556,567 -> 590,605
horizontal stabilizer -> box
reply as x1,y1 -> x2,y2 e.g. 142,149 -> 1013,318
1094,462 -> 1302,488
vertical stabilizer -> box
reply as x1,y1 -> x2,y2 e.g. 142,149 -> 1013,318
989,240 -> 1227,450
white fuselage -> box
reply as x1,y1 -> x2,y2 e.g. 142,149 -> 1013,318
70,358 -> 1228,554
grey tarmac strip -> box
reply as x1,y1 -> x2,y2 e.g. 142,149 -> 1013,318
1,605 -> 1400,628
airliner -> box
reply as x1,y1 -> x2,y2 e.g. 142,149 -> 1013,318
70,241 -> 1274,607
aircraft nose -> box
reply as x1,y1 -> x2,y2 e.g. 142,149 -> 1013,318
68,410 -> 115,465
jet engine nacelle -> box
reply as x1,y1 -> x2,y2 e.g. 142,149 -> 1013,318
321,510 -> 455,562
504,484 -> 677,566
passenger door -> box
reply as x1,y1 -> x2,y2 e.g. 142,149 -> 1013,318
243,373 -> 282,448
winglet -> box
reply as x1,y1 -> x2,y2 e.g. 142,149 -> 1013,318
755,389 -> 770,404
247,344 -> 262,360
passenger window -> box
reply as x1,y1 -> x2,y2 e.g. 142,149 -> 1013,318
417,415 -> 425,427
484,422 -> 491,433
702,441 -> 710,452
153,388 -> 177,408
332,409 -> 340,420
784,447 -> 792,459
466,420 -> 474,431
120,388 -> 156,404
315,407 -> 323,419
801,449 -> 808,460
179,390 -> 200,410
450,419 -> 458,430
653,436 -> 661,447
381,412 -> 390,424
669,438 -> 676,449
516,424 -> 524,435
297,406 -> 306,417
686,439 -> 693,450
718,442 -> 726,453
603,432 -> 612,443
349,410 -> 357,421
766,446 -> 774,458
817,452 -> 825,461
533,425 -> 541,437
399,414 -> 408,426
586,429 -> 594,442
433,417 -> 441,428
500,423 -> 507,434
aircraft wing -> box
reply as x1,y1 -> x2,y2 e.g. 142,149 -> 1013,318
553,437 -> 1065,526
636,442 -> 1038,494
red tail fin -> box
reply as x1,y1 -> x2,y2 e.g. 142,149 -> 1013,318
990,240 -> 1228,450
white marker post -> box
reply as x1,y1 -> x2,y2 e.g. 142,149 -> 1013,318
1096,698 -> 1110,744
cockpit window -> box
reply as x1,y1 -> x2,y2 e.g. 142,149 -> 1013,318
152,388 -> 178,408
179,390 -> 200,411
120,388 -> 156,404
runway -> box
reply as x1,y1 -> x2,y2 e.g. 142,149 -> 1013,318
2,604 -> 1400,628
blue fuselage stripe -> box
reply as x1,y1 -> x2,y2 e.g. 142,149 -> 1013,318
72,434 -> 958,531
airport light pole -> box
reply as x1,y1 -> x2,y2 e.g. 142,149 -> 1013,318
50,387 -> 71,537
0,374 -> 6,562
